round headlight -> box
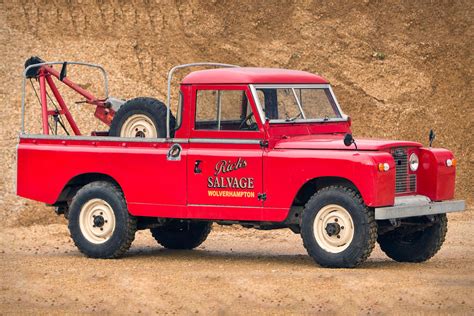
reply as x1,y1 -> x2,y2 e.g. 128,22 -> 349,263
409,153 -> 419,171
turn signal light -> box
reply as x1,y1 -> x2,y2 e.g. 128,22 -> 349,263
378,163 -> 390,172
446,158 -> 457,167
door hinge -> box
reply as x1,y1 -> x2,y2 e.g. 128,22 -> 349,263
257,193 -> 267,201
259,140 -> 269,148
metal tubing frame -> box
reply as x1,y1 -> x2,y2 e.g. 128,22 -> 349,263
22,61 -> 239,138
21,61 -> 109,134
166,62 -> 239,139
45,75 -> 81,135
38,69 -> 49,134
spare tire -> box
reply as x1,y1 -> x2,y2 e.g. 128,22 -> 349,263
109,97 -> 176,138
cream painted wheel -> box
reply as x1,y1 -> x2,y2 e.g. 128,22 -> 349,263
313,204 -> 355,253
119,114 -> 157,138
79,198 -> 116,244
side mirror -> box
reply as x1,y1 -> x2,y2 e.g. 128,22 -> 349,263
429,129 -> 436,147
343,133 -> 358,149
344,133 -> 354,146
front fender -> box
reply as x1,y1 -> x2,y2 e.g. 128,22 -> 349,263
264,149 -> 395,209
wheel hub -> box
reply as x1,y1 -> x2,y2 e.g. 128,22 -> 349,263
325,222 -> 341,236
120,114 -> 157,138
93,215 -> 105,228
79,198 -> 116,244
313,204 -> 355,253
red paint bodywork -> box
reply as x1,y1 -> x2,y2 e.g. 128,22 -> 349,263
182,68 -> 328,85
17,67 -> 458,223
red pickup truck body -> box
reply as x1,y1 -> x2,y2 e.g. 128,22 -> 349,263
17,68 -> 458,223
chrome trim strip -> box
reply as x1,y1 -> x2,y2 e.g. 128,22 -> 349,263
22,61 -> 109,134
18,134 -> 261,145
265,118 -> 348,124
249,84 -> 266,125
19,134 -> 189,144
189,138 -> 261,145
253,84 -> 332,89
166,62 -> 240,139
216,90 -> 222,130
375,197 -> 465,220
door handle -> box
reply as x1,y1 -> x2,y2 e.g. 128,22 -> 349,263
194,160 -> 202,174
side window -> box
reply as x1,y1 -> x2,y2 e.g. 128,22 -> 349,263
195,90 -> 257,131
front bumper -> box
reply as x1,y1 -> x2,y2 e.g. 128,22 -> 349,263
374,195 -> 465,220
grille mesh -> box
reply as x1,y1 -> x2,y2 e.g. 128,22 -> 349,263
391,147 -> 417,194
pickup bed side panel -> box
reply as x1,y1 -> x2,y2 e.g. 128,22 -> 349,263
264,149 -> 395,210
16,138 -> 187,214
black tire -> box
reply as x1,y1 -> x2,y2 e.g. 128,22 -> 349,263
109,97 -> 176,138
150,221 -> 212,250
300,186 -> 377,268
68,181 -> 137,258
378,214 -> 447,262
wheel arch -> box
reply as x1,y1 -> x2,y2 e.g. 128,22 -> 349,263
55,172 -> 124,205
292,176 -> 361,207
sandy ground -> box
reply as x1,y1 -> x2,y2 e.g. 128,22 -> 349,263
1,216 -> 473,315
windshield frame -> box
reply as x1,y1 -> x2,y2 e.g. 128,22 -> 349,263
249,84 -> 348,124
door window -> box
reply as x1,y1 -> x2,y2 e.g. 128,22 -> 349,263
195,90 -> 257,131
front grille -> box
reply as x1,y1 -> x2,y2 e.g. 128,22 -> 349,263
391,147 -> 416,194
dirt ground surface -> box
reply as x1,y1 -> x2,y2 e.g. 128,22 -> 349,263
1,217 -> 473,315
1,0 -> 473,314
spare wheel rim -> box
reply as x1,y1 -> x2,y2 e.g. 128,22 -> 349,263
79,198 -> 116,244
313,204 -> 354,253
120,114 -> 157,138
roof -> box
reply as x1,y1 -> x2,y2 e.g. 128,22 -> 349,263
181,67 -> 329,85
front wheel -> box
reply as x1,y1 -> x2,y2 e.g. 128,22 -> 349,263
68,181 -> 137,258
378,214 -> 447,262
300,186 -> 377,268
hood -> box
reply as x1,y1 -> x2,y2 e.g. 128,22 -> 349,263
274,134 -> 423,151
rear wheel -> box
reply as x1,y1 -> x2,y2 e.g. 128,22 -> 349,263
378,214 -> 447,262
68,181 -> 137,258
300,186 -> 377,268
109,97 -> 175,138
150,221 -> 212,249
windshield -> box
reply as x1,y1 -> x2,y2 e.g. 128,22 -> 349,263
254,86 -> 343,122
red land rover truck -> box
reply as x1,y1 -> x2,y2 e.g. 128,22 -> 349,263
16,57 -> 465,268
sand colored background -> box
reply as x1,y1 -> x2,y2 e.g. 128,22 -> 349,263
0,1 -> 472,314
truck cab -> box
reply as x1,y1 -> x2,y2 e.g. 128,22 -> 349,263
16,61 -> 465,267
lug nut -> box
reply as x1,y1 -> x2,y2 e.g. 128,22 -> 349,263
337,235 -> 340,239
100,228 -> 103,231
334,218 -> 338,222
341,226 -> 344,229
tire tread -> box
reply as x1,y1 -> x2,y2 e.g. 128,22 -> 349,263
301,185 -> 377,268
68,181 -> 137,258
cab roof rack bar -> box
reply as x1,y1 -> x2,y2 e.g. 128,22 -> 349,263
166,62 -> 240,139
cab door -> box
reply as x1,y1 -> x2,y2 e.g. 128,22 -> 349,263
186,85 -> 265,211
